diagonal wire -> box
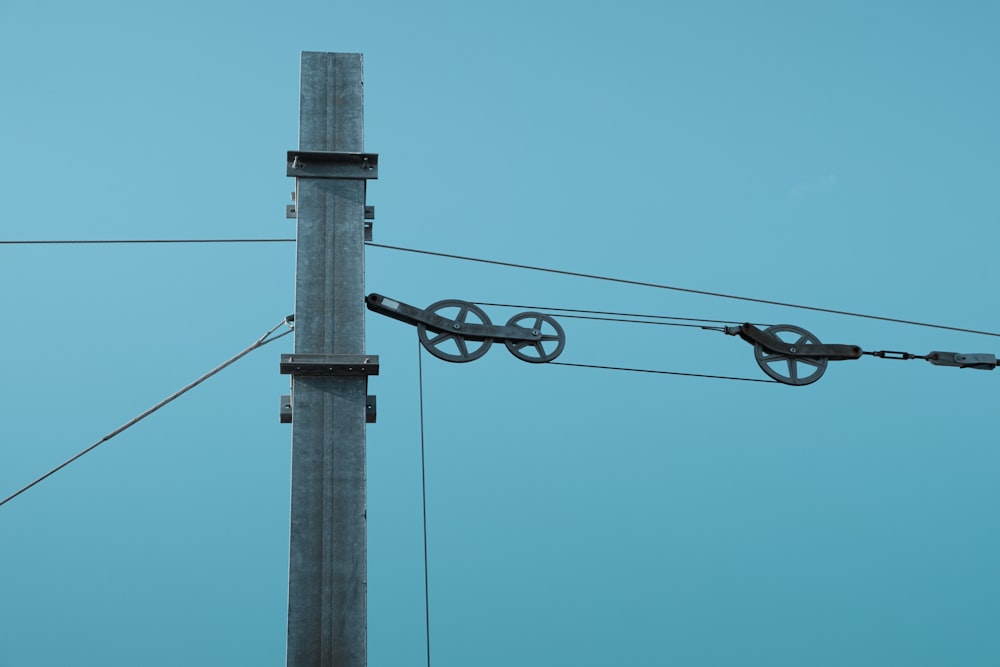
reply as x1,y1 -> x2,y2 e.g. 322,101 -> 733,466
512,312 -> 728,331
0,319 -> 294,508
551,361 -> 779,384
475,302 -> 746,326
367,242 -> 1000,338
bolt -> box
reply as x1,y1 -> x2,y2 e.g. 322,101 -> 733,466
531,330 -> 540,336
789,347 -> 797,353
453,323 -> 461,330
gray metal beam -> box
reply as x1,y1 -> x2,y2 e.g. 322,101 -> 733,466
287,51 -> 369,667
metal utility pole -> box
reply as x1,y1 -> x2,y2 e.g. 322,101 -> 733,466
281,51 -> 378,667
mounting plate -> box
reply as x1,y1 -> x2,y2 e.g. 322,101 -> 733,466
287,151 -> 379,179
280,354 -> 380,376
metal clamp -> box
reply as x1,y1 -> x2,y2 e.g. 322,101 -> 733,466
927,351 -> 998,370
280,393 -> 377,423
287,151 -> 379,179
280,354 -> 380,376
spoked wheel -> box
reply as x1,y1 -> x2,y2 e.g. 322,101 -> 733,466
753,324 -> 828,385
417,300 -> 493,363
504,312 -> 566,363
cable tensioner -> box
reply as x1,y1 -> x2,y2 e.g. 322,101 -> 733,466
727,323 -> 998,386
366,293 -> 566,363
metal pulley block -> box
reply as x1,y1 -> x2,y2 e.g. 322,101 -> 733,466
726,323 -> 862,386
366,293 -> 566,363
727,322 -> 1000,384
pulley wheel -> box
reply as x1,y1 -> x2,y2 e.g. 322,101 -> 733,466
418,300 -> 493,363
504,312 -> 566,363
753,324 -> 828,386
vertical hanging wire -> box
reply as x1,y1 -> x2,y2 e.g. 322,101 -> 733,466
418,339 -> 432,667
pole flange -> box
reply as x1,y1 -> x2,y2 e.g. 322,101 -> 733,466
287,151 -> 379,179
280,354 -> 380,376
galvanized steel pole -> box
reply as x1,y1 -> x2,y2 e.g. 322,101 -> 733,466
284,52 -> 374,667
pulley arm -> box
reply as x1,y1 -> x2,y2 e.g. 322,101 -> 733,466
366,293 -> 567,364
366,293 -> 541,342
726,323 -> 863,361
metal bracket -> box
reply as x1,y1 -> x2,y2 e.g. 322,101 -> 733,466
280,393 -> 377,423
364,205 -> 375,241
287,151 -> 379,179
726,323 -> 862,360
367,293 -> 541,342
280,354 -> 380,376
927,351 -> 998,370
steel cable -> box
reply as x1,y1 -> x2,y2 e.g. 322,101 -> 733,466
367,243 -> 1000,338
0,319 -> 294,508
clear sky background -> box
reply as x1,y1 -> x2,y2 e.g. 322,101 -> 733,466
2,1 -> 1000,665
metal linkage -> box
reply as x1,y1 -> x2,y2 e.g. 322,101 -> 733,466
863,350 -> 926,361
366,293 -> 566,363
725,323 -> 861,386
927,351 -> 998,370
727,322 -> 999,386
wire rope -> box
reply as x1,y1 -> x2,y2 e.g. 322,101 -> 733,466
550,361 -> 779,384
417,340 -> 433,667
367,243 -> 1000,338
475,302 -> 749,326
0,318 -> 294,508
535,313 -> 728,331
0,239 -> 295,245
6,239 -> 998,337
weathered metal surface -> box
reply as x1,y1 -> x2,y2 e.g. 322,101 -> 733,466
286,51 -> 368,667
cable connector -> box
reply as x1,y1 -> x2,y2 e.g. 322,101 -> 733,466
927,352 -> 998,370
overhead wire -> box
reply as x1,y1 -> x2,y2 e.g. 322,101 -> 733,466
0,318 -> 294,509
417,341 -> 433,667
367,242 -> 1000,338
551,362 -> 779,384
4,238 -> 997,337
475,302 -> 750,327
474,302 -> 757,332
537,313 -> 728,331
0,239 -> 295,245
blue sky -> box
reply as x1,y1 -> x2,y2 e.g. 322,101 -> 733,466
2,1 -> 1000,665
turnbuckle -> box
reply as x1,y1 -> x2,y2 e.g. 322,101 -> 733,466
865,350 -> 922,360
